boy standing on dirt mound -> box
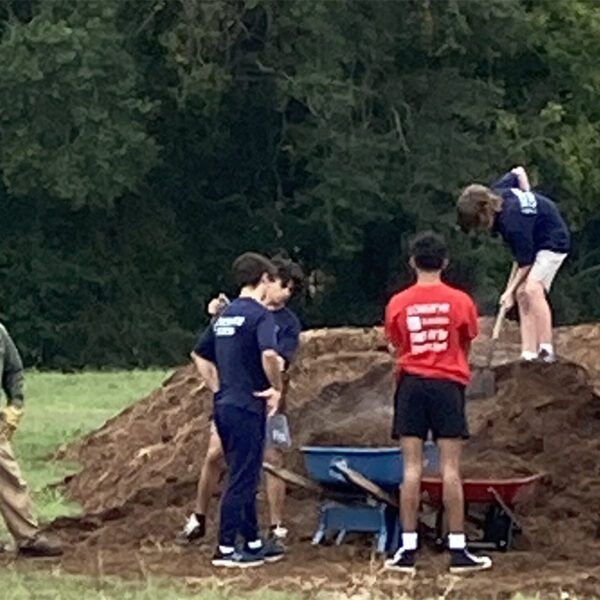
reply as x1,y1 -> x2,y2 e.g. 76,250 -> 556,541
457,166 -> 570,362
191,252 -> 285,568
179,256 -> 303,551
384,232 -> 492,574
0,323 -> 62,558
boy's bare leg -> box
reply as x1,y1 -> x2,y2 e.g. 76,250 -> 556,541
437,438 -> 464,533
529,280 -> 553,346
400,436 -> 423,532
177,423 -> 223,544
195,424 -> 223,514
516,283 -> 538,356
264,446 -> 286,535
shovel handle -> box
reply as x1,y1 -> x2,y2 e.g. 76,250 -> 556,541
492,305 -> 508,341
492,263 -> 519,341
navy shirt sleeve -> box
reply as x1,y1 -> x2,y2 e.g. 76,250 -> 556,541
491,171 -> 519,191
256,311 -> 278,352
278,314 -> 301,364
192,324 -> 216,362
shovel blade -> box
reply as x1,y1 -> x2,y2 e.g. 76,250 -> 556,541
466,368 -> 497,400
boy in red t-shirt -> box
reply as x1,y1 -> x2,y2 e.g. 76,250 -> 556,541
384,232 -> 491,574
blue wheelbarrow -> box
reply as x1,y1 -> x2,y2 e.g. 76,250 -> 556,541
264,444 -> 439,553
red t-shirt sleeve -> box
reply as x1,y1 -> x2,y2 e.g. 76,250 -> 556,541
385,298 -> 404,350
462,296 -> 479,341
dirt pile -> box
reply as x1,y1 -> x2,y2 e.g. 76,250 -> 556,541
42,323 -> 600,598
62,327 -> 391,512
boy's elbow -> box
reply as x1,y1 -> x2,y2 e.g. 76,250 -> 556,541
262,349 -> 279,360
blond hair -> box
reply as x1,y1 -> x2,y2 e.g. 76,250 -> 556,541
456,184 -> 501,232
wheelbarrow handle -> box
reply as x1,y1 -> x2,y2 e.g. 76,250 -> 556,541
331,461 -> 398,507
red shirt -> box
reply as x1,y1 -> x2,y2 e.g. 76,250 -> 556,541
385,282 -> 479,386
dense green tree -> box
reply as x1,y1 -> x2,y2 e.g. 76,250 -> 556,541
0,0 -> 598,367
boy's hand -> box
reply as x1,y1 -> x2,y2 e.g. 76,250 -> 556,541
510,166 -> 530,191
499,290 -> 516,310
207,293 -> 229,316
254,387 -> 282,417
0,405 -> 24,440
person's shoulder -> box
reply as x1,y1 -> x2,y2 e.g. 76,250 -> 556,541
231,297 -> 266,315
279,307 -> 301,329
442,283 -> 475,306
386,285 -> 416,309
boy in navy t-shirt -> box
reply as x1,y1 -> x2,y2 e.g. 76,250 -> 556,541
191,252 -> 283,568
179,257 -> 304,554
457,166 -> 570,362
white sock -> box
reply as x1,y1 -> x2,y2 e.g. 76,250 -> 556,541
539,343 -> 554,355
401,531 -> 418,551
521,351 -> 538,361
247,539 -> 263,550
448,533 -> 466,550
184,513 -> 199,535
219,545 -> 234,555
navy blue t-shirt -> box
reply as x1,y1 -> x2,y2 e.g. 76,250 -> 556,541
491,172 -> 570,266
272,307 -> 301,367
193,297 -> 277,414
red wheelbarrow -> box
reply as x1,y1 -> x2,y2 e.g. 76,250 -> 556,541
420,473 -> 546,551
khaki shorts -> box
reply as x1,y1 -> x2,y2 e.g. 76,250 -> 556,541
529,250 -> 567,291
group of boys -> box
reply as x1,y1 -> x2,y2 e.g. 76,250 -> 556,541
0,164 -> 569,572
183,252 -> 304,567
179,165 -> 569,573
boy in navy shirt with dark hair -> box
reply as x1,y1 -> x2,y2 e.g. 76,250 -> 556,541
191,252 -> 284,568
179,256 -> 304,554
457,166 -> 570,362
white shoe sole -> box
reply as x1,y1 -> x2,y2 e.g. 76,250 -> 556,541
449,562 -> 492,574
264,554 -> 285,563
383,563 -> 416,574
211,558 -> 264,568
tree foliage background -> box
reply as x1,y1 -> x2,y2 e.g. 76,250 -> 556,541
0,0 -> 598,368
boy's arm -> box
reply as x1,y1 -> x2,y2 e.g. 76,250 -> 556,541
460,297 -> 480,356
491,171 -> 519,191
255,314 -> 283,416
277,317 -> 301,369
190,352 -> 220,393
191,325 -> 219,392
510,166 -> 531,191
384,300 -> 403,351
1,326 -> 24,408
499,223 -> 535,308
500,265 -> 532,308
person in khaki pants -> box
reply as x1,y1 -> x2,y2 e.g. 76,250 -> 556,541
0,322 -> 62,557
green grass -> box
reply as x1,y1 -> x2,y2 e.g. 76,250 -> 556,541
0,566 -> 302,600
8,369 -> 171,522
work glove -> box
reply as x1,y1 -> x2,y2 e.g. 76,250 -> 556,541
0,405 -> 24,441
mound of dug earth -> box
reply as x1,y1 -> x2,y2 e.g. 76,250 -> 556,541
46,324 -> 600,599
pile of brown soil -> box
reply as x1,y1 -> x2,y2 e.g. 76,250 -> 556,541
38,324 -> 600,598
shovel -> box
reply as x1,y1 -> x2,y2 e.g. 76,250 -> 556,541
466,264 -> 518,400
467,304 -> 510,399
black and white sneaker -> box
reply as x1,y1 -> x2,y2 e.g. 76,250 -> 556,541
176,513 -> 205,545
538,349 -> 556,364
449,549 -> 492,574
211,548 -> 265,568
383,547 -> 416,573
257,538 -> 285,563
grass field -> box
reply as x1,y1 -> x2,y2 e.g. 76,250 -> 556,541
9,370 -> 172,523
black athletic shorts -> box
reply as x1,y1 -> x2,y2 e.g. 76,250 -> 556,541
392,373 -> 469,441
